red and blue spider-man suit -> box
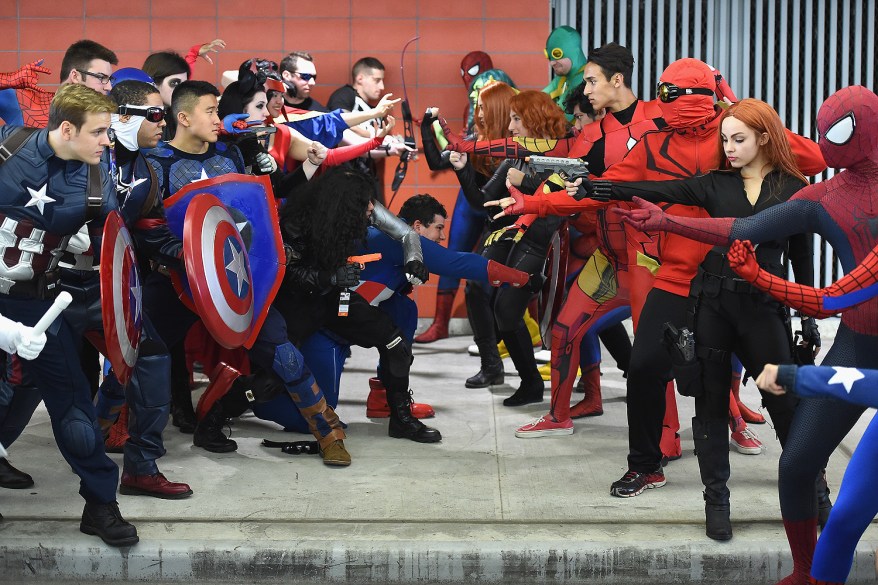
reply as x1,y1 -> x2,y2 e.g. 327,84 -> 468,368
0,61 -> 52,128
723,233 -> 878,585
618,85 -> 878,585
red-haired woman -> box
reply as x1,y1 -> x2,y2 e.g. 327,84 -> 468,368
451,89 -> 571,406
582,98 -> 813,540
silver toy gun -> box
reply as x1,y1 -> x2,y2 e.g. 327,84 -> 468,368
525,155 -> 589,181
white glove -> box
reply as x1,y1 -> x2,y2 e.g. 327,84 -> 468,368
15,323 -> 46,360
0,315 -> 46,360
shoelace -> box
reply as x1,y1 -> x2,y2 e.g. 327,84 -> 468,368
736,427 -> 761,443
522,416 -> 548,428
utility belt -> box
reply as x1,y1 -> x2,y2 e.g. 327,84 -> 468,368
699,270 -> 761,296
0,270 -> 60,300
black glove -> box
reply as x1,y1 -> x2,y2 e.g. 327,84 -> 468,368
572,178 -> 613,201
795,316 -> 821,364
330,263 -> 361,288
404,260 -> 429,285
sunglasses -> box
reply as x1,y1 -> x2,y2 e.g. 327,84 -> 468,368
296,72 -> 317,82
656,82 -> 714,103
77,69 -> 115,85
117,105 -> 165,123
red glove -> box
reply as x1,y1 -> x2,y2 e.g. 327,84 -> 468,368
0,60 -> 51,90
486,260 -> 530,288
727,240 -> 760,282
612,196 -> 667,232
498,182 -> 527,217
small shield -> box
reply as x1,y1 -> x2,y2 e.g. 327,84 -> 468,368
538,221 -> 570,347
100,210 -> 142,385
182,194 -> 254,349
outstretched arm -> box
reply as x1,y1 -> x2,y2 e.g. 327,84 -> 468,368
729,238 -> 878,317
760,363 -> 878,409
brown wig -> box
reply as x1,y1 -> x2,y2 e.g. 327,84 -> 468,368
509,90 -> 571,139
472,81 -> 517,176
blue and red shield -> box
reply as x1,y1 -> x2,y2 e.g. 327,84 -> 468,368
182,194 -> 254,349
100,210 -> 142,385
164,174 -> 285,348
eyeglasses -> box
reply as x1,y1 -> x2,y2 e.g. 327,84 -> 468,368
656,82 -> 714,103
295,72 -> 317,82
77,69 -> 115,85
117,105 -> 165,123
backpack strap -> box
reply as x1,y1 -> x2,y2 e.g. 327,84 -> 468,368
0,127 -> 39,165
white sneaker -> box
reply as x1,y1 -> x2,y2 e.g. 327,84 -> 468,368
534,349 -> 551,363
468,344 -> 479,356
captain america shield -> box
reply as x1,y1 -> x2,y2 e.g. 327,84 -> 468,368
183,193 -> 254,348
100,210 -> 142,386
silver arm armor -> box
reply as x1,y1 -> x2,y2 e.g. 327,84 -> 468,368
369,201 -> 424,284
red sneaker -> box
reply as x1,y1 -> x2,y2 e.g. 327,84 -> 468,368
515,415 -> 574,438
730,426 -> 763,455
119,472 -> 193,499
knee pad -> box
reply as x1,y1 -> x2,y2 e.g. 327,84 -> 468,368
271,342 -> 307,385
249,369 -> 287,403
383,332 -> 412,378
59,405 -> 98,458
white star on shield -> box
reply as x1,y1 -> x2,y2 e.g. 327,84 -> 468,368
225,239 -> 249,296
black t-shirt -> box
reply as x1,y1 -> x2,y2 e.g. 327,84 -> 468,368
283,94 -> 328,113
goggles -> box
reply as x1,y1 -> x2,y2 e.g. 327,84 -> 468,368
117,105 -> 165,123
544,47 -> 565,60
656,82 -> 714,103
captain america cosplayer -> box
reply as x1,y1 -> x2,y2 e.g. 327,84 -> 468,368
253,194 -> 530,431
729,234 -> 878,584
0,84 -> 138,546
143,80 -> 350,465
614,85 -> 877,584
0,74 -> 194,500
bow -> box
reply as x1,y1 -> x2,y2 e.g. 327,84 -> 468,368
389,35 -> 419,200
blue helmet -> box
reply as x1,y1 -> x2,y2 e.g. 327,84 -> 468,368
111,67 -> 156,87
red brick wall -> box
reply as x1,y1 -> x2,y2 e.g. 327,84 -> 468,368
1,0 -> 551,317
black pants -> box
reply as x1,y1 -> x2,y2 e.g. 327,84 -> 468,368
626,288 -> 689,472
693,287 -> 799,443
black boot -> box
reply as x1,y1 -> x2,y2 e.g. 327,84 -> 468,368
693,417 -> 733,541
0,457 -> 34,489
465,340 -> 504,388
816,469 -> 833,530
193,402 -> 238,453
169,342 -> 197,433
388,389 -> 442,443
502,325 -> 544,407
80,501 -> 139,547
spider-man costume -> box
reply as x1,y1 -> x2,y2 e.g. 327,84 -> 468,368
618,85 -> 878,585
0,61 -> 52,128
727,232 -> 878,584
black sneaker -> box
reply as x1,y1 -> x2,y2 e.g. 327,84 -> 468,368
80,501 -> 139,547
610,469 -> 666,498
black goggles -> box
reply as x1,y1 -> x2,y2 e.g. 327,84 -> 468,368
656,82 -> 715,103
117,105 -> 165,123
